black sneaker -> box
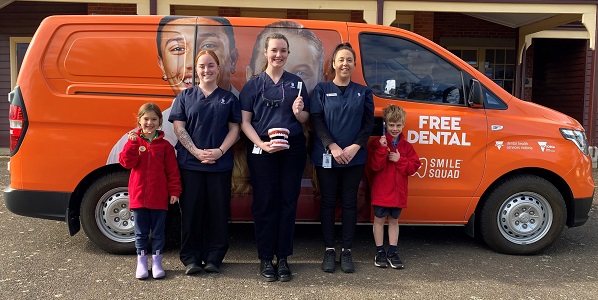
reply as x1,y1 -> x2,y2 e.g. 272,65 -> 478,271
340,250 -> 355,273
374,250 -> 387,268
387,252 -> 404,269
321,249 -> 336,273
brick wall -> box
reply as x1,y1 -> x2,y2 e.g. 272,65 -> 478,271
88,3 -> 136,15
219,7 -> 240,17
288,9 -> 308,19
350,10 -> 364,23
434,12 -> 517,44
524,44 -> 534,101
414,12 -> 434,40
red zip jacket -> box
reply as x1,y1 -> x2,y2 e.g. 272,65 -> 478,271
366,132 -> 421,208
119,129 -> 181,211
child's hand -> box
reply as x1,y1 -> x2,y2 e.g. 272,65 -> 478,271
127,131 -> 138,141
170,196 -> 178,204
379,136 -> 387,147
388,149 -> 400,162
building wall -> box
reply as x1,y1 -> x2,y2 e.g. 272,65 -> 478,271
532,38 -> 587,126
88,3 -> 136,15
524,44 -> 534,101
434,12 -> 517,43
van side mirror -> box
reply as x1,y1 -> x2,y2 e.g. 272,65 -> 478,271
467,79 -> 484,108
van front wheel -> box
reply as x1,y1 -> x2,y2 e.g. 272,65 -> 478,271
80,171 -> 135,254
479,175 -> 566,255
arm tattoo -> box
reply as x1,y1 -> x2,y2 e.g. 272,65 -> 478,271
175,127 -> 197,152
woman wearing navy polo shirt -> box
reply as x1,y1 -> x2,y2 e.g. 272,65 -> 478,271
240,33 -> 310,282
311,42 -> 374,274
169,50 -> 241,275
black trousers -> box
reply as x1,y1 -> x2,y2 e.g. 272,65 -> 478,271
246,134 -> 306,261
316,164 -> 364,250
179,168 -> 232,267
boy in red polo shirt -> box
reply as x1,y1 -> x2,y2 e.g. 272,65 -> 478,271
366,104 -> 421,269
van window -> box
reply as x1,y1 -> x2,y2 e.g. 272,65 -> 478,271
483,86 -> 507,109
359,33 -> 464,105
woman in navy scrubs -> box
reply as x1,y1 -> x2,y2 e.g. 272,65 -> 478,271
311,42 -> 374,274
169,50 -> 241,275
240,33 -> 310,282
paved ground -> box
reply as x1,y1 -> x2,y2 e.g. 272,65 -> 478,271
1,157 -> 598,299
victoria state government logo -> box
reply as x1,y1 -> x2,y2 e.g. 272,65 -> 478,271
495,141 -> 504,150
537,141 -> 556,152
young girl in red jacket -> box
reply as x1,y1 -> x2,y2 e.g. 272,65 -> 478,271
119,102 -> 182,280
366,104 -> 421,270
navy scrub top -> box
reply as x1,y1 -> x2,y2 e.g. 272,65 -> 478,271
240,71 -> 310,137
311,81 -> 374,167
169,86 -> 242,172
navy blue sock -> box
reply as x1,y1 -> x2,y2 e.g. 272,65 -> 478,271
376,245 -> 385,252
388,245 -> 397,253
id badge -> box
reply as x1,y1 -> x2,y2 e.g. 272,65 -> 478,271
252,143 -> 263,154
322,153 -> 332,168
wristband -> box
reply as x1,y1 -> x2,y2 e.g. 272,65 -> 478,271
219,148 -> 224,155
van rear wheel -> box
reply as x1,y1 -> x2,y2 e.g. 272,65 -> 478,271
478,174 -> 566,255
80,171 -> 135,254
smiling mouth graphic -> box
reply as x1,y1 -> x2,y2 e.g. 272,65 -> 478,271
183,76 -> 197,87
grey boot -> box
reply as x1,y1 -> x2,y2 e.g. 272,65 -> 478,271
152,250 -> 165,279
136,250 -> 149,280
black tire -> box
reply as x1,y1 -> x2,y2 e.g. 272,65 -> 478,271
80,171 -> 135,254
478,174 -> 566,255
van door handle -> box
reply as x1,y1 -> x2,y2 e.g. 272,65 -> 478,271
491,125 -> 503,131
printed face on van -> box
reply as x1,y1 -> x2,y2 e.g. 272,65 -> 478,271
264,38 -> 289,70
249,34 -> 322,92
386,121 -> 405,139
139,110 -> 160,137
333,49 -> 355,80
196,53 -> 220,85
157,17 -> 238,95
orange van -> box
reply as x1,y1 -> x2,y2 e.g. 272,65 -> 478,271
5,15 -> 594,255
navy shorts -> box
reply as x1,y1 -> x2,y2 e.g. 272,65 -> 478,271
373,206 -> 402,219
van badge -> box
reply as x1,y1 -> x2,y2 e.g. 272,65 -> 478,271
139,146 -> 146,152
495,141 -> 503,150
538,141 -> 555,152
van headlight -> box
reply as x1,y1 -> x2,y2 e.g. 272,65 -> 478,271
560,128 -> 589,155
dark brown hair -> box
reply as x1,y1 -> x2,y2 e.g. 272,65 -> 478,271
327,42 -> 356,78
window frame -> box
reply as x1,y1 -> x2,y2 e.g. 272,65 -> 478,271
10,37 -> 32,89
447,46 -> 516,94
